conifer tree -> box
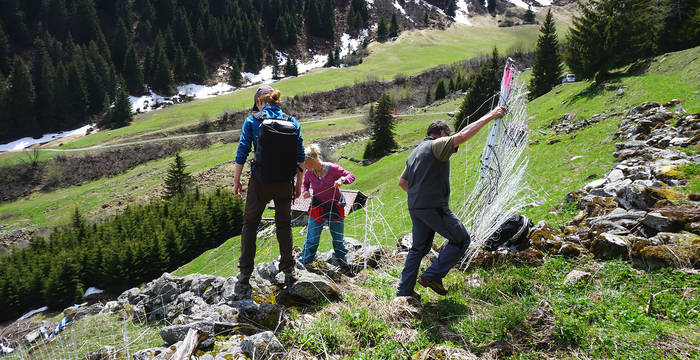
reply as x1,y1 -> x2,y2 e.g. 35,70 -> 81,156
524,5 -> 536,24
528,9 -> 562,99
364,93 -> 398,159
104,79 -> 133,129
454,47 -> 501,130
0,24 -> 11,76
656,0 -> 700,53
112,19 -> 131,72
152,35 -> 173,94
164,152 -> 194,198
83,55 -> 107,116
186,43 -> 207,82
64,59 -> 89,127
245,24 -> 263,72
425,88 -> 431,105
47,0 -> 69,39
390,13 -> 400,38
229,58 -> 242,86
487,0 -> 496,15
564,0 -> 655,81
334,47 -> 341,65
174,45 -> 187,82
123,46 -> 145,94
174,9 -> 193,48
164,27 -> 177,61
448,78 -> 455,92
72,0 -> 101,44
377,18 -> 389,42
446,0 -> 457,18
434,79 -> 447,100
284,56 -> 298,77
272,54 -> 281,79
326,48 -> 335,67
7,56 -> 37,137
32,38 -> 56,132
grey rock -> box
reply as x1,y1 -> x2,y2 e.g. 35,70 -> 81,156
199,355 -> 215,360
607,169 -> 625,183
670,137 -> 690,146
25,329 -> 41,343
240,331 -> 284,360
160,321 -> 214,347
187,274 -> 217,295
584,178 -> 607,190
100,301 -> 121,314
590,233 -> 630,260
347,245 -> 389,268
344,236 -> 363,251
222,277 -> 251,302
117,287 -> 142,305
617,183 -> 653,210
277,271 -> 340,305
398,233 -> 413,250
563,270 -> 591,285
132,347 -> 170,360
615,140 -> 647,150
642,212 -> 677,232
214,346 -> 247,360
230,300 -> 280,330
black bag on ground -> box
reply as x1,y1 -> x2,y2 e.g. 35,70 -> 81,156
252,112 -> 299,183
483,214 -> 532,251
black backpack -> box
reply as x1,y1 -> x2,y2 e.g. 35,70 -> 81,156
252,112 -> 300,183
483,214 -> 532,251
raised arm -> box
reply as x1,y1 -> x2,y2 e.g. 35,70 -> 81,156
452,106 -> 507,148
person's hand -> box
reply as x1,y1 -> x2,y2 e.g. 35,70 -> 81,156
233,180 -> 243,198
489,106 -> 507,120
294,183 -> 303,199
333,178 -> 344,188
302,191 -> 312,199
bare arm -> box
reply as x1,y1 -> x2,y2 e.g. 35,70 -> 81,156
398,177 -> 408,192
452,106 -> 507,148
233,163 -> 244,197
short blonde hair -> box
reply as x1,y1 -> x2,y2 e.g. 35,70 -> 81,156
305,144 -> 323,161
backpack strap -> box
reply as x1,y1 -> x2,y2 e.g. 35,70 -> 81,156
253,112 -> 292,122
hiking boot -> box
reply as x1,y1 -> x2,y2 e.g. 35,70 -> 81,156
284,269 -> 298,288
337,260 -> 354,276
234,280 -> 252,300
417,277 -> 448,296
396,290 -> 421,300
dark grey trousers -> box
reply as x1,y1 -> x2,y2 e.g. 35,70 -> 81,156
397,206 -> 470,294
238,178 -> 294,282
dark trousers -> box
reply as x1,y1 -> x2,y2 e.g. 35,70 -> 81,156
397,206 -> 470,294
238,178 -> 294,282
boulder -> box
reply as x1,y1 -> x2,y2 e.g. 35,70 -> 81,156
160,322 -> 214,347
642,212 -> 678,232
558,242 -> 586,258
397,233 -> 413,250
132,347 -> 171,360
589,233 -> 630,260
347,245 -> 389,269
230,300 -> 280,330
276,271 -> 340,306
222,277 -> 252,302
528,221 -> 562,252
617,183 -> 655,210
632,244 -> 700,270
563,270 -> 591,285
607,169 -> 625,183
584,178 -> 607,191
240,331 -> 284,360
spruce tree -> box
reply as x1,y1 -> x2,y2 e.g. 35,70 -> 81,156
528,9 -> 563,99
186,43 -> 207,83
284,56 -> 298,77
487,0 -> 496,15
7,56 -> 37,137
112,19 -> 131,72
454,47 -> 502,130
105,80 -> 133,129
245,24 -> 263,72
434,79 -> 447,100
656,0 -> 700,53
272,54 -> 281,79
326,48 -> 335,67
389,13 -> 400,38
564,0 -> 655,81
173,45 -> 187,82
377,18 -> 389,42
364,93 -> 398,159
334,47 -> 341,65
83,55 -> 107,116
229,58 -> 242,86
64,59 -> 89,127
72,0 -> 101,44
448,78 -> 455,92
32,38 -> 56,132
164,152 -> 194,198
164,27 -> 177,61
446,0 -> 457,18
153,35 -> 173,94
123,46 -> 145,94
0,23 -> 11,76
524,5 -> 536,24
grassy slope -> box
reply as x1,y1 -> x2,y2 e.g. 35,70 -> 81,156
176,47 -> 700,358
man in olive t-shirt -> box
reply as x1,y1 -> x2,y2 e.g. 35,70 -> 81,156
397,106 -> 506,297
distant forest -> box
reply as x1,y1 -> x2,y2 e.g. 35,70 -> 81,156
0,0 -> 372,142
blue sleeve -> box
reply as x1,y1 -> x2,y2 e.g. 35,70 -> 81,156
293,117 -> 305,163
235,117 -> 253,165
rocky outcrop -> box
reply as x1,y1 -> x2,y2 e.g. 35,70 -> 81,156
536,102 -> 700,270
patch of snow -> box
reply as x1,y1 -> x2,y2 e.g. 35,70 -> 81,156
177,83 -> 234,99
454,0 -> 471,25
66,302 -> 88,311
0,343 -> 13,354
366,0 -> 374,7
18,306 -> 49,321
297,54 -> 329,74
508,0 -> 541,11
243,65 -> 274,85
535,0 -> 552,5
0,125 -> 94,152
339,30 -> 369,58
83,287 -> 104,298
129,88 -> 171,113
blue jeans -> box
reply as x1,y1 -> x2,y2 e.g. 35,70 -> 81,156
299,216 -> 347,265
397,206 -> 470,295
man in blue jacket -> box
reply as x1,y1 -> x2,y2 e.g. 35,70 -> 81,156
233,85 -> 305,291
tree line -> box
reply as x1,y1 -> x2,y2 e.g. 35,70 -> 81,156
0,0 -> 373,143
0,189 -> 243,322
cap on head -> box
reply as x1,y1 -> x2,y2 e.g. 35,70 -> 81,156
253,85 -> 275,111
